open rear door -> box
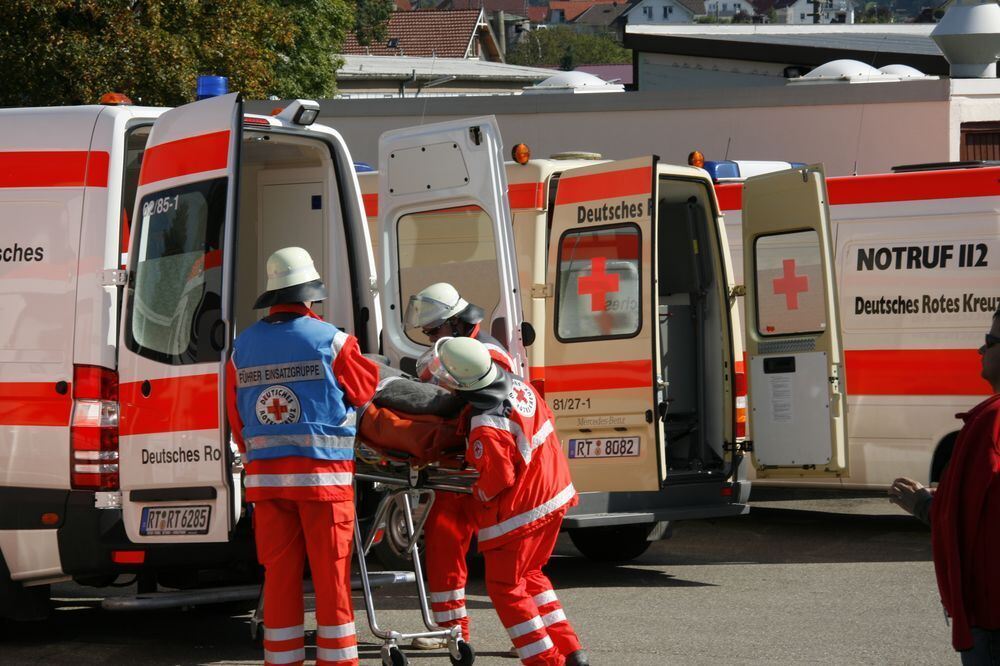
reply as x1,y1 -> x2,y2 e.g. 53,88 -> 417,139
543,157 -> 662,492
377,116 -> 526,375
741,165 -> 848,478
117,93 -> 241,542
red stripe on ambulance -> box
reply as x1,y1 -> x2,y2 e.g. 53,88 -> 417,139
509,182 -> 546,210
845,349 -> 989,396
0,382 -> 72,426
138,130 -> 230,186
715,167 -> 1000,212
362,193 -> 378,218
119,374 -> 218,436
0,151 -> 109,188
555,167 -> 652,205
542,359 -> 654,393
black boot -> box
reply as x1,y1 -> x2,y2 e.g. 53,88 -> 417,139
566,649 -> 590,666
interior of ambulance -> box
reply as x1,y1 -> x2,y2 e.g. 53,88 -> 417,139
655,175 -> 729,476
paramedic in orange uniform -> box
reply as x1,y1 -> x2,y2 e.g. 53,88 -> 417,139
424,336 -> 588,666
226,247 -> 378,666
404,283 -> 515,649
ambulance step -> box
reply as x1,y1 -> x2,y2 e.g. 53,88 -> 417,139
101,571 -> 415,611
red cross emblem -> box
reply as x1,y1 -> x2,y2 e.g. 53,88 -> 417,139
772,259 -> 809,310
266,398 -> 288,421
577,257 -> 619,312
514,386 -> 529,403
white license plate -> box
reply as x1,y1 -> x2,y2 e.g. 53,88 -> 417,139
140,505 -> 211,536
567,437 -> 640,459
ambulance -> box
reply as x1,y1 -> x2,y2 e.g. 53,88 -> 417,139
714,161 -> 999,489
0,93 -> 526,619
360,153 -> 849,563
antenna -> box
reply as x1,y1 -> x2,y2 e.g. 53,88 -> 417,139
724,137 -> 732,161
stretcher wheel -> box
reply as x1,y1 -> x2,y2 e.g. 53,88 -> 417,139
382,645 -> 408,666
449,640 -> 475,666
249,617 -> 263,647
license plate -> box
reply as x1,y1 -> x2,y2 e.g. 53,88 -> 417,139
140,505 -> 211,536
567,437 -> 640,459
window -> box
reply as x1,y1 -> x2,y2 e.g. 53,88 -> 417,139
556,225 -> 641,341
125,178 -> 227,364
396,206 -> 499,345
664,5 -> 672,16
754,230 -> 826,336
643,6 -> 652,16
801,12 -> 806,19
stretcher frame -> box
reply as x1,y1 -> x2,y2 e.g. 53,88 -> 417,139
355,464 -> 479,666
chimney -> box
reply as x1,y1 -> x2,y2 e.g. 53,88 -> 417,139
931,0 -> 1000,78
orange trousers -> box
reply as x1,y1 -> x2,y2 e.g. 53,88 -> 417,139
423,491 -> 476,640
254,499 -> 357,666
483,515 -> 582,666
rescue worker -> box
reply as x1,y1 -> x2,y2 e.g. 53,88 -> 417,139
425,336 -> 589,666
404,282 -> 516,649
225,247 -> 378,666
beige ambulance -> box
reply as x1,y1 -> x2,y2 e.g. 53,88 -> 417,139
361,154 -> 849,562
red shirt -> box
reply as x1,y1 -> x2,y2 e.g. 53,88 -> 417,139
931,393 -> 1000,650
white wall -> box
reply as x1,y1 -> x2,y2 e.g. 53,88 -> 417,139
628,0 -> 697,24
255,84 -> 956,177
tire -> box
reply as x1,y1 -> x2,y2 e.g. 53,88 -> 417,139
450,640 -> 476,666
383,646 -> 408,666
568,524 -> 654,563
0,554 -> 50,622
372,496 -> 429,570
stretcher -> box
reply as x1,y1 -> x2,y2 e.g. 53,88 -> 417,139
249,416 -> 478,666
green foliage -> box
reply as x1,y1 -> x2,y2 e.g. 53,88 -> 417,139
856,2 -> 893,22
0,0 -> 385,107
507,27 -> 630,68
354,0 -> 395,46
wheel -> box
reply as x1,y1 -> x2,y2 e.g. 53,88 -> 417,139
568,524 -> 653,563
382,645 -> 408,666
372,496 -> 429,570
450,639 -> 476,666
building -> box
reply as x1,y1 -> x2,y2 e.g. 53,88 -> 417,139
341,8 -> 505,61
622,0 -> 707,24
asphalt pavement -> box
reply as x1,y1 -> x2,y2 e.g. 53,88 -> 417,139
0,494 -> 954,665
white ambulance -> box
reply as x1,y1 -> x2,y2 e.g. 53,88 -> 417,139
361,154 -> 850,562
716,161 -> 999,489
0,93 -> 525,619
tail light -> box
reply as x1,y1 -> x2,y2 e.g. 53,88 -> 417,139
71,365 -> 120,491
734,371 -> 747,440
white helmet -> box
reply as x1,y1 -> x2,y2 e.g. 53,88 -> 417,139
253,246 -> 327,309
405,282 -> 468,330
421,336 -> 499,391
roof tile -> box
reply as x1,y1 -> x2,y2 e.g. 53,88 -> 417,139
341,9 -> 483,58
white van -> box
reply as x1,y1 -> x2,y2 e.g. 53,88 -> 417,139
0,94 -> 521,618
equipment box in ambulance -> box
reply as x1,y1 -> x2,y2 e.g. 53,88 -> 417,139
0,93 -> 518,619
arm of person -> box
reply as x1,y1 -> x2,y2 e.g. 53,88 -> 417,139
888,477 -> 934,526
332,332 -> 379,408
468,425 -> 517,502
224,358 -> 246,454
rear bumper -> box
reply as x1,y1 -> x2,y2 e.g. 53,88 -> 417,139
562,479 -> 751,529
57,490 -> 256,578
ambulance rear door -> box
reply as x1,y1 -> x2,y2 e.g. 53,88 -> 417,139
377,117 -> 526,374
543,157 -> 662,492
741,165 -> 849,478
117,93 -> 242,542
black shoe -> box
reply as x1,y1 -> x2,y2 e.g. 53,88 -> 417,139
566,649 -> 590,666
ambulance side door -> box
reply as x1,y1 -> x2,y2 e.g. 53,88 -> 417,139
741,165 -> 849,478
544,157 -> 662,492
377,116 -> 526,375
117,93 -> 242,542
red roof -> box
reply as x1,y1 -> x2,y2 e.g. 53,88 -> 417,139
526,6 -> 549,21
395,0 -> 413,9
549,0 -> 619,21
442,0 -> 532,11
341,9 -> 484,58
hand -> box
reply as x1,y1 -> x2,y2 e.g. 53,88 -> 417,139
888,477 -> 934,516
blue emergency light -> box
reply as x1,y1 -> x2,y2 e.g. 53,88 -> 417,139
196,75 -> 229,100
353,162 -> 375,173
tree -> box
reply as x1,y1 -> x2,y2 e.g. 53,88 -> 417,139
0,0 -> 390,107
507,27 -> 630,68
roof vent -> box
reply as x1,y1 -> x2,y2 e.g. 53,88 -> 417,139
523,71 -> 624,94
931,0 -> 1000,78
788,59 -> 899,84
877,64 -> 930,79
